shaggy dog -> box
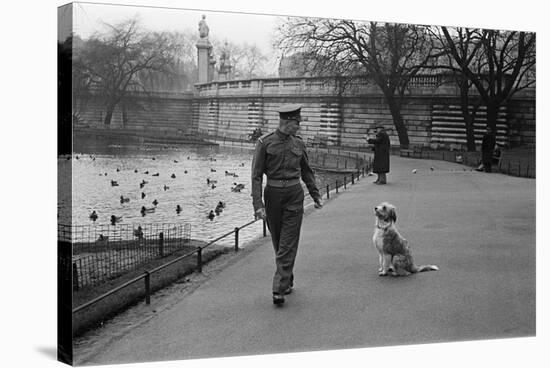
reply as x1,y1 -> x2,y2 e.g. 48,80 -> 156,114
373,202 -> 439,276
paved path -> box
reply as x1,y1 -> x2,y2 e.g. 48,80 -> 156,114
75,155 -> 536,366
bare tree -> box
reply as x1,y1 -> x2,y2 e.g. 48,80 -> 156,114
238,43 -> 269,79
212,40 -> 270,79
71,35 -> 94,124
277,18 -> 436,148
434,27 -> 535,147
138,31 -> 199,92
428,27 -> 486,151
75,18 -> 183,125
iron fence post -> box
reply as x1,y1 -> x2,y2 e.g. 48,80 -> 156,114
351,172 -> 355,185
344,176 -> 347,189
336,180 -> 339,193
144,271 -> 151,305
73,262 -> 79,291
234,227 -> 240,251
197,247 -> 203,273
159,232 -> 164,257
326,184 -> 330,199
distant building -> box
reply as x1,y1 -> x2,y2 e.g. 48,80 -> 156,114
278,53 -> 314,78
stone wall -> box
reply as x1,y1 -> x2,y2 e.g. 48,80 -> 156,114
507,98 -> 536,147
194,76 -> 535,149
75,76 -> 535,150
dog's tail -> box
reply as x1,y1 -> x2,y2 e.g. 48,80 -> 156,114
416,265 -> 439,272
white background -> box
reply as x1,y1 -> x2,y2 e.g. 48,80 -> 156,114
1,0 -> 546,367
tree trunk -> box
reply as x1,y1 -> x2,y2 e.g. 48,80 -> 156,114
122,102 -> 127,128
386,97 -> 410,149
459,88 -> 477,152
486,102 -> 499,133
461,108 -> 477,152
103,104 -> 116,126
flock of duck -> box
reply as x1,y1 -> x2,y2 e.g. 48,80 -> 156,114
85,155 -> 247,225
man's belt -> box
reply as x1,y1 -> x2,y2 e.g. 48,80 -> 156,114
266,178 -> 300,187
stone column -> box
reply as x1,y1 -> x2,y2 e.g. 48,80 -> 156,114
196,39 -> 212,84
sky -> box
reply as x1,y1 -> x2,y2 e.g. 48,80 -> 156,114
73,2 -> 280,49
66,1 -> 539,78
71,2 -> 285,73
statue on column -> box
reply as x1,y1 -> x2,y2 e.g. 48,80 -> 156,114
198,15 -> 209,38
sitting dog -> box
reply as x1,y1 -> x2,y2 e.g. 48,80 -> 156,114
373,202 -> 439,276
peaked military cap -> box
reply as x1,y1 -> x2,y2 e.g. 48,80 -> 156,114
278,104 -> 302,120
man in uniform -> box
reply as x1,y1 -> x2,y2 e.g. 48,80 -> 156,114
251,104 -> 323,306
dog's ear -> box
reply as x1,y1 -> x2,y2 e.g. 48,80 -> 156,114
388,207 -> 397,223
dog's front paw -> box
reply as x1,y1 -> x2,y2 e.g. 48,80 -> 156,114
378,270 -> 389,276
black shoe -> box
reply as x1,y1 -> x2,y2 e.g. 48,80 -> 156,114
272,294 -> 285,305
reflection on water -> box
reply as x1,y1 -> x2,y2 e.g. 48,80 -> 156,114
59,136 -> 343,246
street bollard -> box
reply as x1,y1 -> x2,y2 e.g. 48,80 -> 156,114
344,176 -> 347,189
352,173 -> 355,184
144,271 -> 151,305
336,180 -> 339,193
197,247 -> 202,273
263,220 -> 267,237
234,227 -> 240,252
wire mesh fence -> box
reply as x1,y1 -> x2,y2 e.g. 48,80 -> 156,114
59,223 -> 192,289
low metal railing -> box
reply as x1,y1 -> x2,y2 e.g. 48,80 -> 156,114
71,161 -> 371,315
61,223 -> 191,289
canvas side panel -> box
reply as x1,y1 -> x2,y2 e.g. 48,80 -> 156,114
57,3 -> 73,366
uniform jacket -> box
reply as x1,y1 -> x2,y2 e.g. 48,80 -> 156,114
368,130 -> 390,173
251,129 -> 320,211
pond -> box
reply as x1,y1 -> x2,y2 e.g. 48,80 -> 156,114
58,135 -> 347,247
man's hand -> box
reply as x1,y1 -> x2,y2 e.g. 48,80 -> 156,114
254,208 -> 266,220
314,197 -> 323,209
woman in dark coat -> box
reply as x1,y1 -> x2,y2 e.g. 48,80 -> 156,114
367,126 -> 390,184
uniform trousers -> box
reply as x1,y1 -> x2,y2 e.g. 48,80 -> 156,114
264,183 -> 304,295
